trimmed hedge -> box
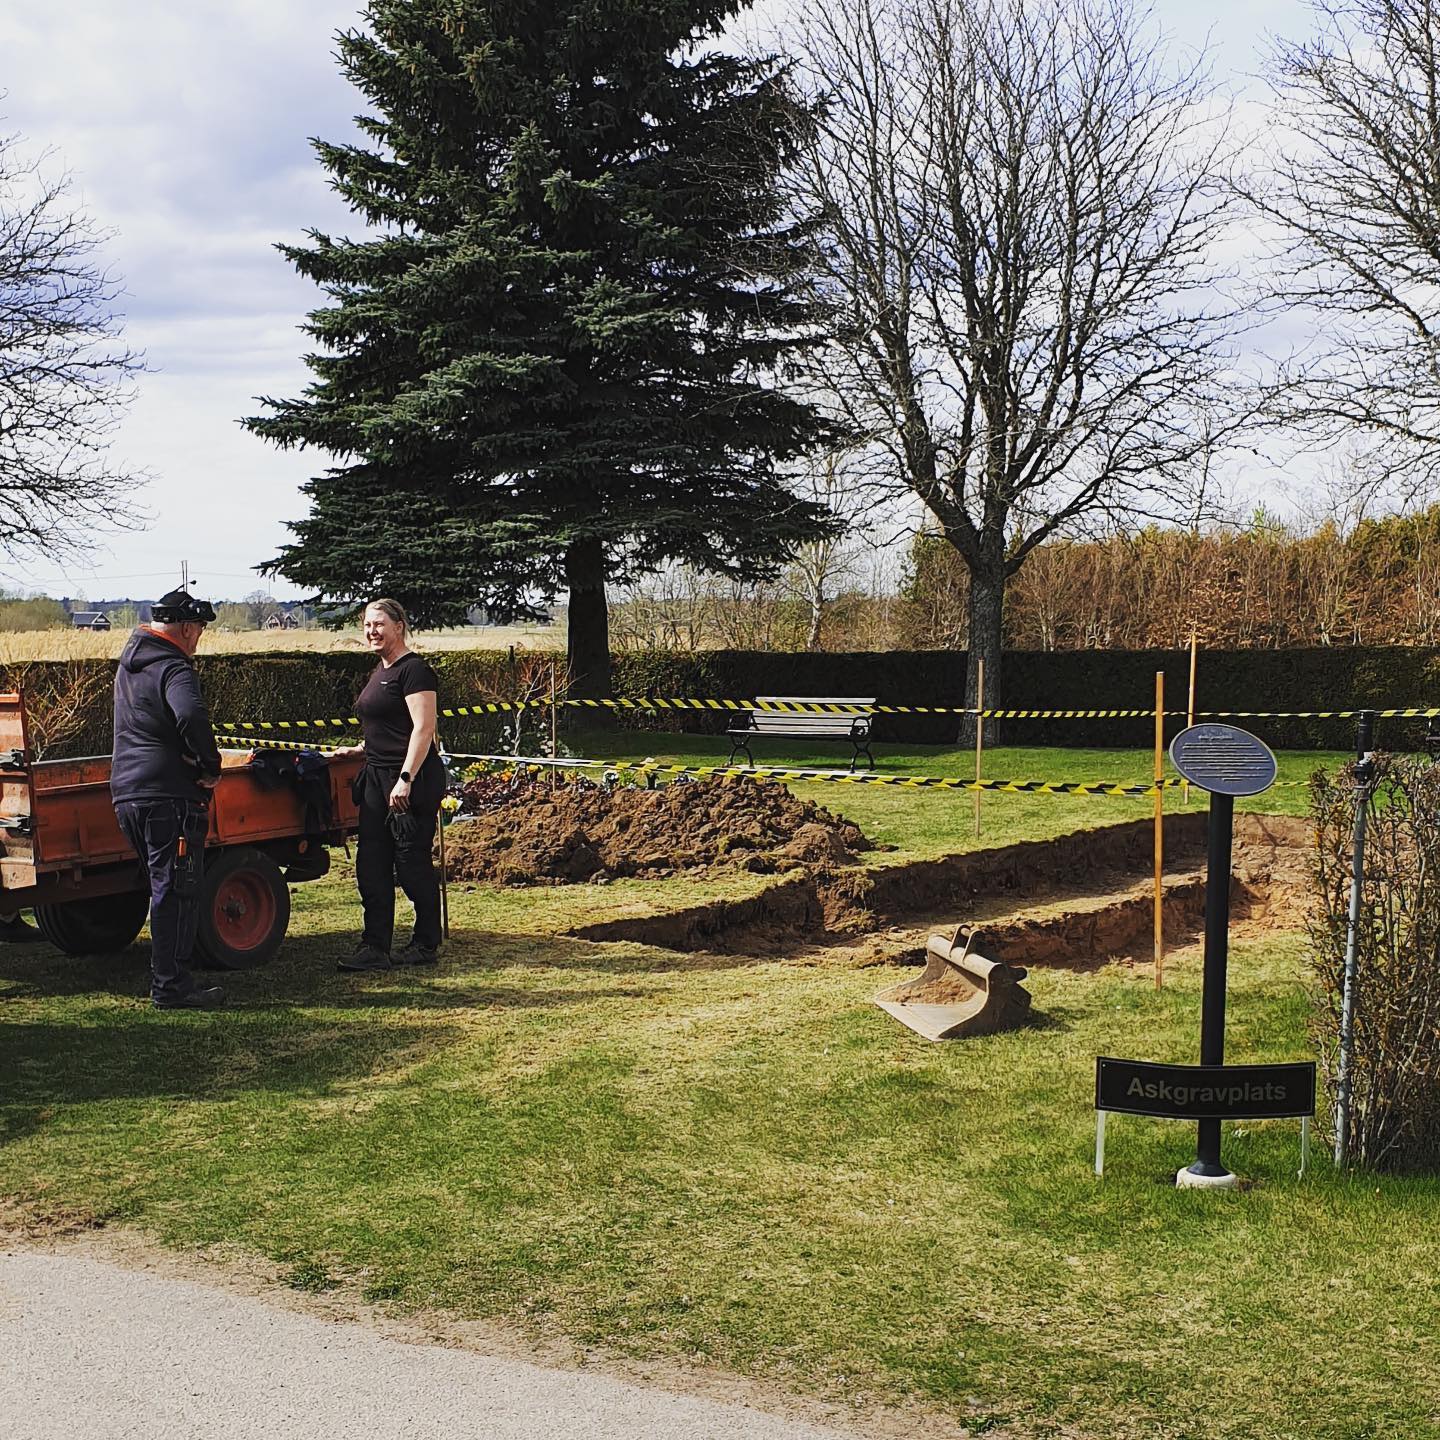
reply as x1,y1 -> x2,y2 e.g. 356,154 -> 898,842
6,644 -> 1438,759
610,648 -> 1440,751
1,650 -> 518,761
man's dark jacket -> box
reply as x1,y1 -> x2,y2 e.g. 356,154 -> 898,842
110,628 -> 222,805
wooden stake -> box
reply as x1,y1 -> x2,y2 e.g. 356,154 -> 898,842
1183,629 -> 1198,807
549,663 -> 558,791
1154,669 -> 1165,989
437,812 -> 451,941
973,659 -> 985,838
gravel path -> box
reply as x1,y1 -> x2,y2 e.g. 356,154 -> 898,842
1,1250 -> 863,1440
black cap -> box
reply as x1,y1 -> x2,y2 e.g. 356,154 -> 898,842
152,589 -> 216,624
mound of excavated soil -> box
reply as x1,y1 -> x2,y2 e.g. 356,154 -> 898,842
444,776 -> 875,885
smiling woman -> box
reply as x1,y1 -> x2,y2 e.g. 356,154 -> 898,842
330,598 -> 445,974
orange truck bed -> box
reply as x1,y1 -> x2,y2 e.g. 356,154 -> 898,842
0,692 -> 365,965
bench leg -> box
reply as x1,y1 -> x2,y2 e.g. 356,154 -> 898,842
850,743 -> 874,773
727,739 -> 753,769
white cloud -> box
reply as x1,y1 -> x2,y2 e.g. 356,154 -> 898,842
0,0 -> 1323,602
0,0 -> 365,599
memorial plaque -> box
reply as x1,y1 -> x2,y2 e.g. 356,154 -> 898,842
1169,724 -> 1277,797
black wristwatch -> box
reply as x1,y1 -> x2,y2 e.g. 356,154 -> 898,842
399,770 -> 412,782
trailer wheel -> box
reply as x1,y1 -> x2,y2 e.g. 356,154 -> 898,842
34,890 -> 150,956
196,847 -> 290,969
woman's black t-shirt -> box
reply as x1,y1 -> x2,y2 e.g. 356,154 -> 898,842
356,651 -> 439,767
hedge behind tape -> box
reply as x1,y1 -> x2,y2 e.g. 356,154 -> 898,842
6,642 -> 1439,758
610,647 -> 1440,748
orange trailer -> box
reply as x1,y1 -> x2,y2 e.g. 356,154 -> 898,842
0,693 -> 362,967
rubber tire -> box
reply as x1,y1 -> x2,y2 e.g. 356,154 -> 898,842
34,890 -> 151,957
195,847 -> 291,970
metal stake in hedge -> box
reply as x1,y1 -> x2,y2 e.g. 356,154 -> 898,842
1334,709 -> 1377,1170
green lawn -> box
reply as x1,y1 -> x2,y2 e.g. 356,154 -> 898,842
553,731 -> 1340,854
3,740 -> 1433,1440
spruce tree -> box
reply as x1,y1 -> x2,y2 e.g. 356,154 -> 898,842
246,0 -> 837,693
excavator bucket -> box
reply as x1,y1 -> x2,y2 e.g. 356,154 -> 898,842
874,928 -> 1032,1041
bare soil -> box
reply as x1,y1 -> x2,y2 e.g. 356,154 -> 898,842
571,813 -> 1315,970
444,776 -> 874,885
441,772 -> 1311,973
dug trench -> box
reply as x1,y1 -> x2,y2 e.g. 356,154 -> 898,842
566,812 -> 1314,970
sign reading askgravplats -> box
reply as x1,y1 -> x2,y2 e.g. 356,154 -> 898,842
1095,1057 -> 1316,1121
1169,724 -> 1278,797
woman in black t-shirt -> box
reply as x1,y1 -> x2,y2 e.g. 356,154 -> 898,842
333,598 -> 444,971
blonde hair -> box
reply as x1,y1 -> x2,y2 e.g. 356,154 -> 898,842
365,597 -> 410,637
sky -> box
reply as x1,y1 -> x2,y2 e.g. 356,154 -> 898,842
0,0 -> 1314,603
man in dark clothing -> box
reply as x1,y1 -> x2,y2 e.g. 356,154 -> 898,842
111,590 -> 226,1009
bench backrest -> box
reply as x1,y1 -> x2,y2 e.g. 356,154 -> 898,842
749,697 -> 875,737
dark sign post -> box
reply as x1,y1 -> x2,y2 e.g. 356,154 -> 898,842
1166,725 -> 1279,1189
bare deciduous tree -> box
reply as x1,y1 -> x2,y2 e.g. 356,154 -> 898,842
782,0 -> 1243,733
781,450 -> 884,650
1253,0 -> 1440,498
0,130 -> 144,563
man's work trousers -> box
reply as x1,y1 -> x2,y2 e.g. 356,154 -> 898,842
114,798 -> 210,1002
355,755 -> 443,954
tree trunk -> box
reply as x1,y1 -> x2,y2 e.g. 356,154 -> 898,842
806,585 -> 824,651
564,535 -> 612,701
960,562 -> 1005,746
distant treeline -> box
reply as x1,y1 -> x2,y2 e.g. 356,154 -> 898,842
0,595 -> 70,632
903,507 -> 1440,651
609,508 -> 1440,655
0,592 -> 315,633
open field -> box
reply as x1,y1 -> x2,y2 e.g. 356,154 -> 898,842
0,624 -> 564,663
4,752 -> 1436,1439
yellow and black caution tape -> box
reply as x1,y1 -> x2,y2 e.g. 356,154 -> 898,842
215,697 -> 1171,728
218,734 -> 348,752
214,697 -> 1440,732
219,735 -> 1173,795
556,697 -> 1172,719
220,734 -> 1318,794
1197,707 -> 1440,720
443,750 -> 1184,797
217,716 -> 361,732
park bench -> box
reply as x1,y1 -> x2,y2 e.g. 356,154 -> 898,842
724,695 -> 876,772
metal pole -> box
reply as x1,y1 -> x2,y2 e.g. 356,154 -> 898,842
1191,790 -> 1234,1180
1334,710 -> 1376,1170
1154,670 -> 1165,988
549,663 -> 558,792
1184,631 -> 1198,807
973,659 -> 984,838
